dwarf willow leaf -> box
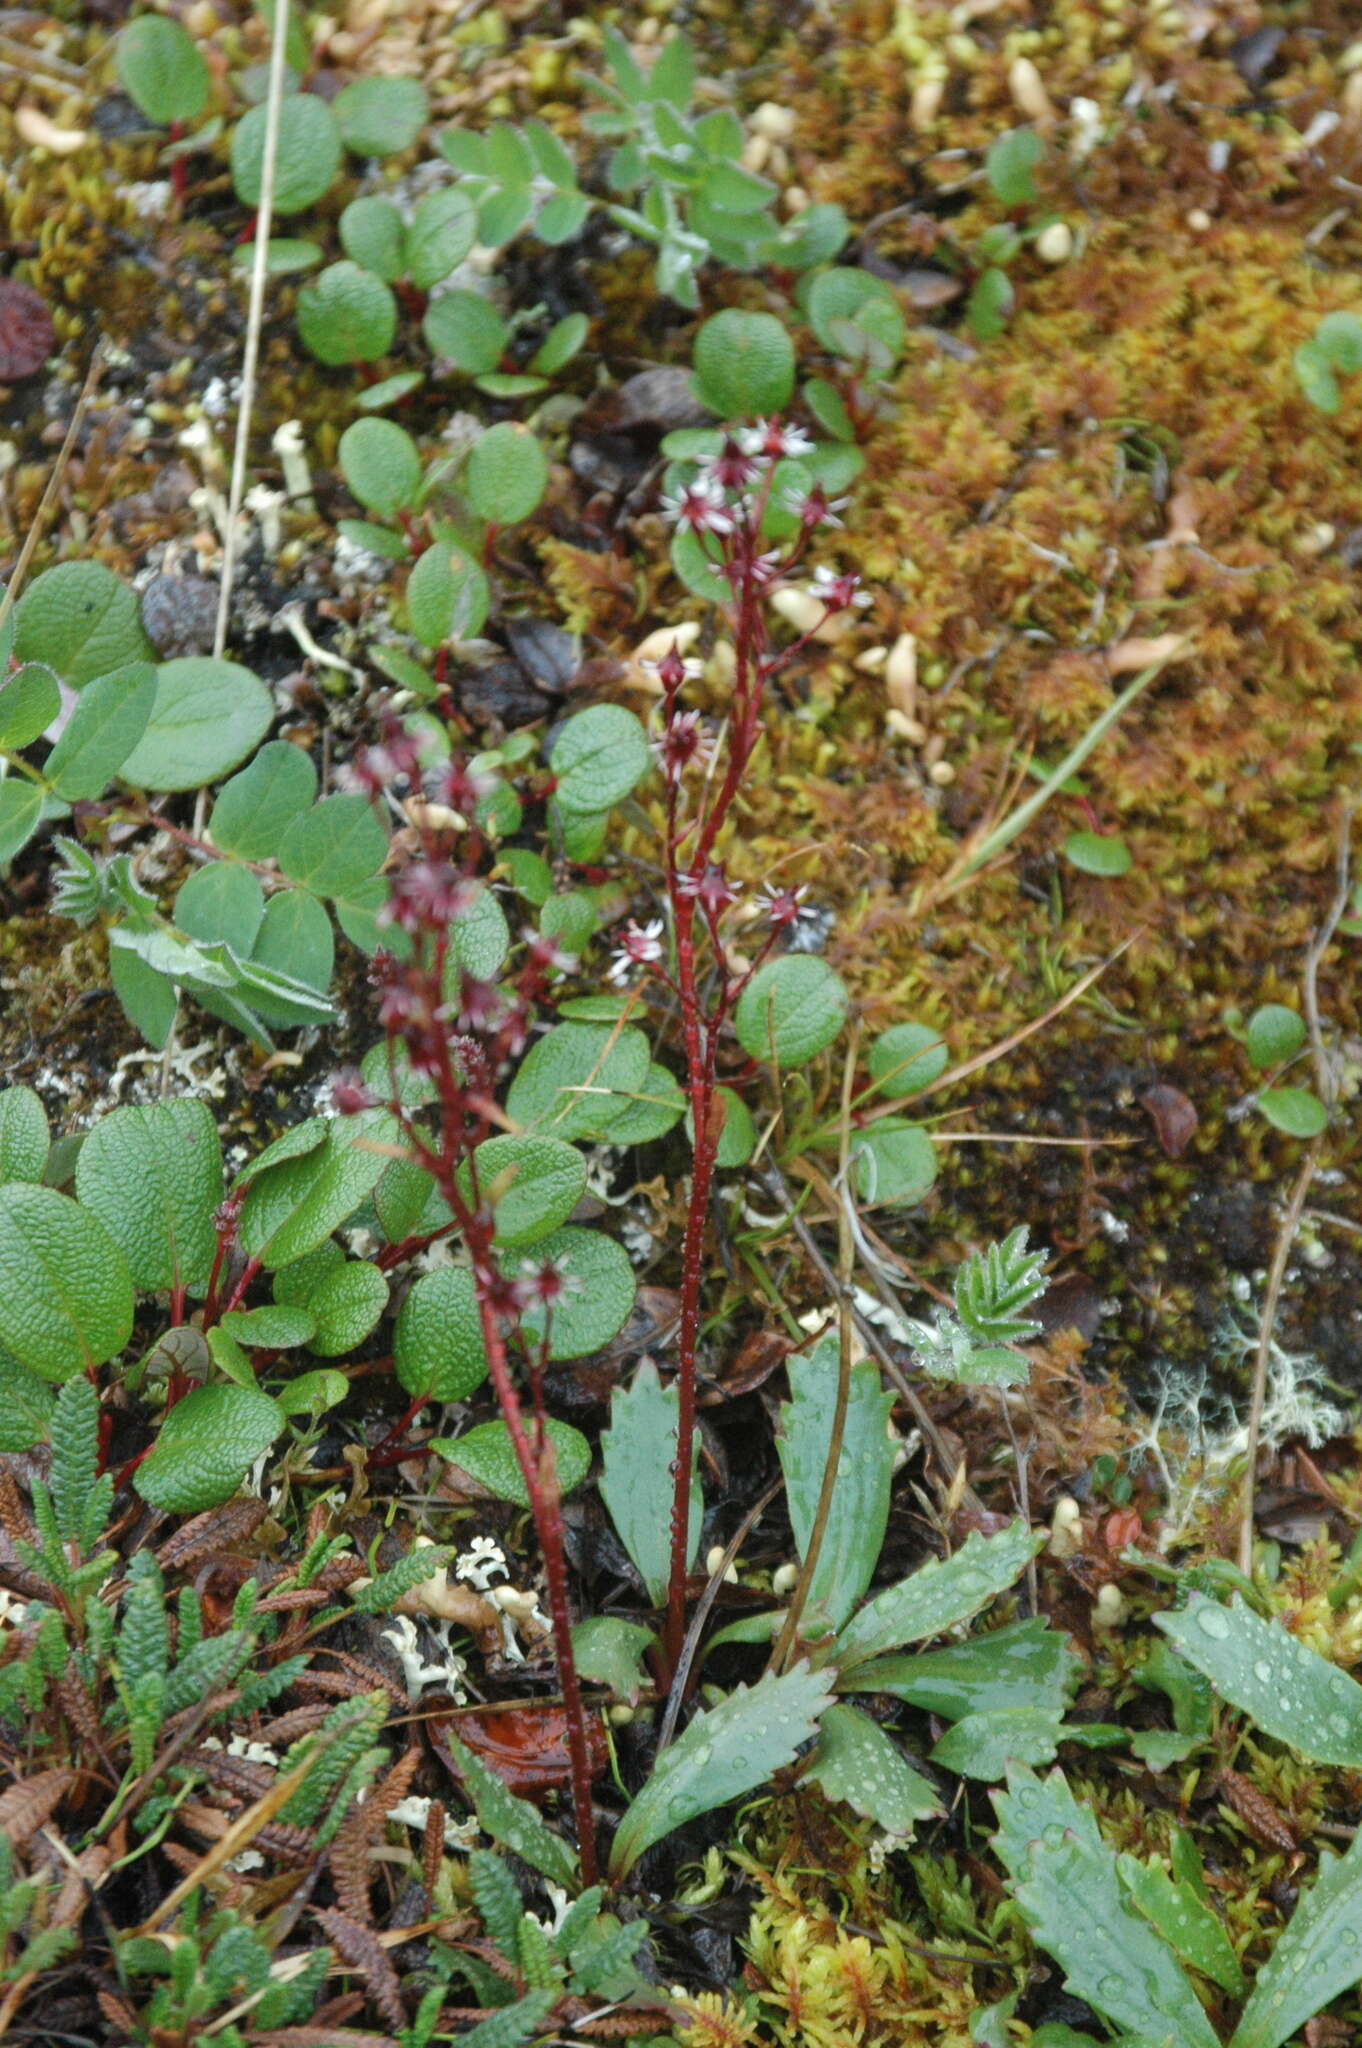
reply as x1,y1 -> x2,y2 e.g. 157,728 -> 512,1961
44,662 -> 157,801
548,704 -> 648,815
209,740 -> 317,859
0,1085 -> 48,1184
14,562 -> 151,687
459,1134 -> 587,1248
609,1661 -> 833,1880
220,1303 -> 317,1348
851,1121 -> 936,1209
232,95 -> 341,213
297,261 -> 397,365
339,417 -> 421,519
0,780 -> 44,866
0,662 -> 60,750
867,1021 -> 948,1097
690,309 -> 794,417
117,658 -> 274,791
75,1099 -> 223,1297
304,1258 -> 388,1356
277,793 -> 388,895
405,536 -> 490,647
334,74 -> 427,156
394,1265 -> 489,1403
1245,1004 -> 1306,1070
251,889 -> 334,1007
600,1360 -> 699,1605
135,1384 -> 284,1513
339,195 -> 405,280
1155,1594 -> 1362,1765
1257,1086 -> 1327,1137
406,185 -> 478,288
778,1337 -> 893,1631
433,1417 -> 591,1506
116,13 -> 209,124
804,1702 -> 941,1834
465,422 -> 548,525
506,1021 -> 651,1140
423,289 -> 508,374
993,1766 -> 1219,2048
734,954 -> 848,1066
835,1520 -> 1044,1673
237,1110 -> 397,1267
513,1225 -> 636,1361
443,883 -> 511,984
0,1183 -> 134,1380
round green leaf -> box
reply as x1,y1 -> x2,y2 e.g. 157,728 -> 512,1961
0,662 -> 60,750
434,1417 -> 590,1506
356,370 -> 425,412
209,740 -> 317,860
0,1183 -> 133,1380
460,1134 -> 588,1248
272,1240 -> 345,1306
1063,830 -> 1132,878
297,262 -> 397,366
465,422 -> 548,525
334,75 -> 428,156
867,1023 -> 948,1098
851,1122 -> 937,1209
220,1303 -> 317,1348
13,562 -> 151,688
135,1384 -> 284,1513
238,1110 -> 397,1267
529,311 -> 589,377
0,1086 -> 48,1185
691,309 -> 795,418
804,269 -> 903,361
607,1062 -> 686,1145
231,95 -> 341,214
1258,1087 -> 1328,1138
339,417 -> 421,519
116,658 -> 273,792
406,186 -> 478,290
513,1225 -> 636,1360
734,955 -> 849,1065
117,14 -> 209,125
712,1086 -> 755,1169
1315,310 -> 1362,373
75,1099 -> 224,1296
0,782 -> 43,866
394,1265 -> 489,1402
305,1259 -> 388,1356
669,526 -> 729,601
175,861 -> 266,957
230,236 -> 322,275
422,289 -> 508,374
45,661 -> 158,801
442,884 -> 511,984
549,704 -> 648,816
1246,1004 -> 1306,1072
277,792 -> 388,895
339,196 -> 405,282
506,1021 -> 651,1140
405,538 -> 489,648
251,889 -> 334,1002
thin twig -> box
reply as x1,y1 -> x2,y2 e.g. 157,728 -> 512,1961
1237,1141 -> 1321,1576
0,347 -> 105,637
1303,797 -> 1355,1111
211,0 -> 292,661
657,1473 -> 784,1753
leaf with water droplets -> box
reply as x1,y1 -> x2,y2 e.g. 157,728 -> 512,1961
803,1702 -> 940,1835
1155,1594 -> 1362,1766
1227,1824 -> 1362,2048
834,1519 -> 1044,1673
607,1661 -> 833,1882
992,1765 -> 1220,2048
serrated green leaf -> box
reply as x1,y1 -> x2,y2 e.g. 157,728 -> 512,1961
135,1384 -> 284,1513
778,1336 -> 893,1631
75,1099 -> 223,1296
853,1617 -> 1080,1719
992,1766 -> 1219,2048
1155,1594 -> 1362,1764
835,1520 -> 1043,1673
609,1661 -> 833,1880
444,1734 -> 579,1889
0,1183 -> 133,1380
930,1704 -> 1063,1777
600,1359 -> 699,1605
804,1701 -> 941,1833
1118,1853 -> 1245,1999
1228,1826 -> 1362,2048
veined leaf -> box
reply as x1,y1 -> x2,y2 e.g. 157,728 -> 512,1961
1155,1594 -> 1362,1766
834,1520 -> 1043,1673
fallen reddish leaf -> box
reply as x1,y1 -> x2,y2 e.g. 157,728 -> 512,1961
434,1705 -> 608,1803
0,280 -> 55,380
1139,1081 -> 1198,1158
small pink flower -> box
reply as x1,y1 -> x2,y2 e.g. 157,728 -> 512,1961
661,476 -> 735,535
330,1070 -> 376,1115
810,564 -> 871,611
739,418 -> 815,460
758,882 -> 808,927
709,436 -> 761,491
650,710 -> 714,782
676,863 -> 740,919
608,918 -> 666,984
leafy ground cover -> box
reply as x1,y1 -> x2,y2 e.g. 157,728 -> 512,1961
1,1 -> 1361,2044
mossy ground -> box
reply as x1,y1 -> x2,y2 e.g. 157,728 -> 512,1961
2,2 -> 1362,2042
